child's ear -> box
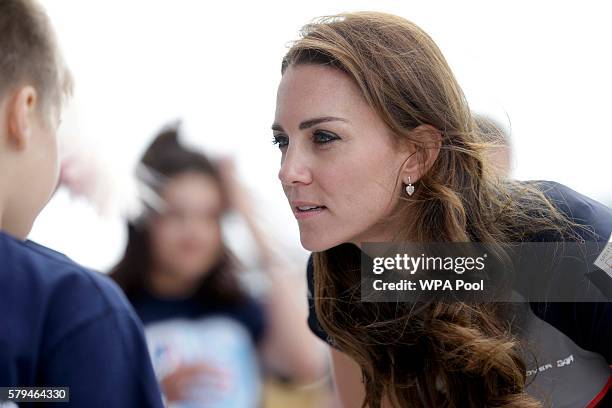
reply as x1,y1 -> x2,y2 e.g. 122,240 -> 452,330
400,124 -> 442,183
6,86 -> 38,150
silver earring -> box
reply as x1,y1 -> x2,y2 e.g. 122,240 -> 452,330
405,176 -> 415,196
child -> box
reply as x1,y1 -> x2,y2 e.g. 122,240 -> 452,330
0,1 -> 164,406
111,126 -> 327,407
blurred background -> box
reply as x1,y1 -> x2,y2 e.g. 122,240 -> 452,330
29,1 -> 612,407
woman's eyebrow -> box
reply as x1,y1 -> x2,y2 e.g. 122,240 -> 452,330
271,116 -> 348,132
299,116 -> 348,129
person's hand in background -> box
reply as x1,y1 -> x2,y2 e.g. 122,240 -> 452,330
215,155 -> 279,269
160,362 -> 231,404
53,102 -> 118,216
216,155 -> 249,213
56,149 -> 118,216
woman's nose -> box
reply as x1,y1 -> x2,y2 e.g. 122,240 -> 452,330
278,145 -> 312,187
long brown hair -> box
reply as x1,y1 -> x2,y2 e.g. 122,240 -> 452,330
282,12 -> 587,407
111,125 -> 247,307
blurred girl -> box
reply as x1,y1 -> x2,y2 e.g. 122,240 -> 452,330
112,125 -> 325,407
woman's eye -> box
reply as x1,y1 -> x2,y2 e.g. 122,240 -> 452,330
313,130 -> 339,144
272,134 -> 289,148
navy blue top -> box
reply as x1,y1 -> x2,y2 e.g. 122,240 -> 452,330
306,181 -> 612,360
528,181 -> 612,363
0,231 -> 164,407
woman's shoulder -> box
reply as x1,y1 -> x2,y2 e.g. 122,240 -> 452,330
520,180 -> 612,242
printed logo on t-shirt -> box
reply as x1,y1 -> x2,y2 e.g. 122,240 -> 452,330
145,317 -> 261,408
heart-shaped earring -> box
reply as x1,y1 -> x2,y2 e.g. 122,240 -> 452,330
405,176 -> 415,196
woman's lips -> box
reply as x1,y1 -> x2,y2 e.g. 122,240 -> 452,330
290,201 -> 327,220
294,206 -> 327,220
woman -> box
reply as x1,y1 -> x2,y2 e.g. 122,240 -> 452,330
272,12 -> 612,407
111,125 -> 325,407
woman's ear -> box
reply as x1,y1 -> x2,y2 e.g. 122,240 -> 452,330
400,124 -> 442,184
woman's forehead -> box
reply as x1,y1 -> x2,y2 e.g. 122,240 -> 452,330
275,65 -> 370,127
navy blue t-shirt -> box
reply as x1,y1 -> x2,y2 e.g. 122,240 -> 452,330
0,231 -> 164,407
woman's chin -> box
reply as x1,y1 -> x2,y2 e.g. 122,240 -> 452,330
299,232 -> 340,252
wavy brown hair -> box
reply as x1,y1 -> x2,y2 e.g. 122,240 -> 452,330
282,12 -> 588,408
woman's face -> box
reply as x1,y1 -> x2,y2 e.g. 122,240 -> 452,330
274,64 -> 411,252
148,172 -> 224,281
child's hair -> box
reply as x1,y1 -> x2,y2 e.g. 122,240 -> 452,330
283,12 -> 588,407
110,125 -> 248,307
0,0 -> 72,111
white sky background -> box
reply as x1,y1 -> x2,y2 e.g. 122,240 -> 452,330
31,0 -> 612,272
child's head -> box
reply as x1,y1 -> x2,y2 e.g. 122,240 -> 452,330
112,125 -> 247,306
136,126 -> 228,283
0,0 -> 73,238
